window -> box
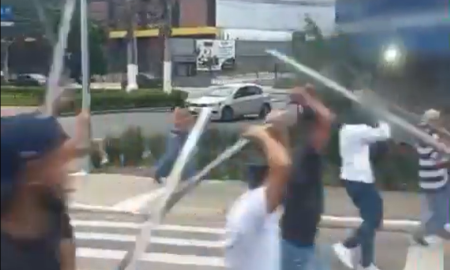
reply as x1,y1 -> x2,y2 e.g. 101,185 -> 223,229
234,87 -> 249,99
248,86 -> 262,96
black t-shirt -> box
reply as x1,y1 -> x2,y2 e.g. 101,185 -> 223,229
281,144 -> 324,247
1,201 -> 73,270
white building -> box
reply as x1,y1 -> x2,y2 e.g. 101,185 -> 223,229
215,0 -> 336,41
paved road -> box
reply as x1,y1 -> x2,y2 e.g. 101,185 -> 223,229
71,211 -> 449,270
57,91 -> 288,139
1,90 -> 289,140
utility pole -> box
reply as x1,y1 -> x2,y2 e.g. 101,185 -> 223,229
125,0 -> 138,92
162,0 -> 172,93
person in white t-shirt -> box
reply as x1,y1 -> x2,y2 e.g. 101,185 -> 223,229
224,118 -> 292,270
333,105 -> 391,270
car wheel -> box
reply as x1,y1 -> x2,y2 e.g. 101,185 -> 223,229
221,106 -> 234,122
259,103 -> 271,119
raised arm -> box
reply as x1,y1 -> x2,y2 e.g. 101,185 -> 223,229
243,125 -> 292,213
292,86 -> 335,151
359,122 -> 391,144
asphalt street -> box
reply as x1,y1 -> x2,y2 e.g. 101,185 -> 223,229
57,91 -> 290,140
71,210 -> 449,270
1,89 -> 289,140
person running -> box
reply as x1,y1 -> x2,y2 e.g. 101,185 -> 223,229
152,107 -> 197,184
413,109 -> 450,246
224,116 -> 292,270
280,86 -> 334,270
1,112 -> 88,270
332,104 -> 391,270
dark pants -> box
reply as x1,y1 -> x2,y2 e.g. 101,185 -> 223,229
342,180 -> 383,268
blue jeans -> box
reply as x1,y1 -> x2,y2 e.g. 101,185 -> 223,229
154,130 -> 196,182
281,240 -> 330,270
420,180 -> 450,239
342,181 -> 383,268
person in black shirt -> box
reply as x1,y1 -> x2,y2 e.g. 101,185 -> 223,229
280,85 -> 334,270
1,111 -> 89,270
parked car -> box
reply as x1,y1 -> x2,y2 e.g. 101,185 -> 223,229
186,83 -> 272,121
11,73 -> 47,87
121,73 -> 162,89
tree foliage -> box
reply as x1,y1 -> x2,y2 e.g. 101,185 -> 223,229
291,16 -> 328,70
48,6 -> 108,81
65,16 -> 108,82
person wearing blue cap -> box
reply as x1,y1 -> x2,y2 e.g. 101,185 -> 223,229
1,111 -> 89,270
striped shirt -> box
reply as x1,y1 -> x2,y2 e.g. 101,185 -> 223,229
416,124 -> 448,191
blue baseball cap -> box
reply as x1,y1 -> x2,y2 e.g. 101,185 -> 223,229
1,113 -> 67,187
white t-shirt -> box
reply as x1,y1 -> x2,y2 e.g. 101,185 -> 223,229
224,187 -> 280,270
339,122 -> 391,183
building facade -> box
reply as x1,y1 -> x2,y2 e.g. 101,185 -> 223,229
102,0 -> 336,75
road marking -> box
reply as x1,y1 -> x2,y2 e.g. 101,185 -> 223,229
322,215 -> 420,227
403,244 -> 443,270
76,248 -> 225,267
112,187 -> 166,212
71,220 -> 226,234
69,203 -> 121,212
75,232 -> 224,248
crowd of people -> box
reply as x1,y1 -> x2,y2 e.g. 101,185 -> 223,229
1,85 -> 448,270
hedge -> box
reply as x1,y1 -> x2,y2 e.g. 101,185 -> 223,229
1,87 -> 187,114
93,125 -> 420,192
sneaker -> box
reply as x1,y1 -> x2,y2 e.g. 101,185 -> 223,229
333,243 -> 355,269
423,235 -> 444,246
445,224 -> 450,233
411,234 -> 429,247
359,264 -> 381,270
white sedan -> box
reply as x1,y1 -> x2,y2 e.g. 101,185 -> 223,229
186,83 -> 272,121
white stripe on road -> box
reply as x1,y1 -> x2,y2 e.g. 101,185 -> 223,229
71,220 -> 226,234
111,187 -> 166,212
75,232 -> 225,248
76,248 -> 225,267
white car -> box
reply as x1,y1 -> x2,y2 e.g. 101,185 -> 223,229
186,83 -> 272,121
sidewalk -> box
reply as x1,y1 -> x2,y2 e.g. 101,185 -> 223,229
70,174 -> 422,222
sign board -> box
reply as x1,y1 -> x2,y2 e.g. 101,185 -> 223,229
1,6 -> 14,26
195,40 -> 236,71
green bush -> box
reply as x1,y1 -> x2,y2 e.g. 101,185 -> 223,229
97,125 -> 419,191
120,127 -> 145,166
0,87 -> 187,114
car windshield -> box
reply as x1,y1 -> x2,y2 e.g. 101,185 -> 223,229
207,86 -> 234,97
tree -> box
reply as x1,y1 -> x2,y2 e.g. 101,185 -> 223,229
48,6 -> 108,83
291,16 -> 328,70
66,19 -> 108,83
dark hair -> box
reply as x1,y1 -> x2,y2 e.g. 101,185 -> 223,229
246,163 -> 269,190
343,104 -> 377,127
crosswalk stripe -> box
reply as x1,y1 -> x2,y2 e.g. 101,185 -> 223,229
72,220 -> 226,234
75,232 -> 225,248
77,248 -> 225,267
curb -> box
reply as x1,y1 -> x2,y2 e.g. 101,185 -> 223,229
68,173 -> 421,232
59,107 -> 172,117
